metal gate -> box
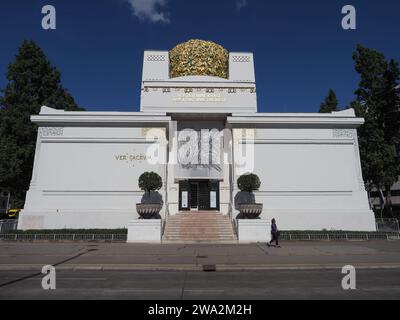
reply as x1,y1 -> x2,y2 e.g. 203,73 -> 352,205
0,220 -> 18,234
376,219 -> 400,233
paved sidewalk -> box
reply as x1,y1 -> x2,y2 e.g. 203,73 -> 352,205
1,241 -> 400,271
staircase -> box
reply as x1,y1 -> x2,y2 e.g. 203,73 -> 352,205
163,212 -> 237,243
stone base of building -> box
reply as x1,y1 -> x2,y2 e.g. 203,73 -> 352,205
237,220 -> 271,243
17,210 -> 137,230
127,220 -> 162,243
261,209 -> 377,232
17,207 -> 377,234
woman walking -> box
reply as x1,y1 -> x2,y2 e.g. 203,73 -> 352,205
268,218 -> 280,247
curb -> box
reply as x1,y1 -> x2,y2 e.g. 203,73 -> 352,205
2,263 -> 400,272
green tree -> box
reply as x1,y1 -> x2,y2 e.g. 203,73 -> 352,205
0,40 -> 83,207
352,45 -> 400,217
319,89 -> 339,113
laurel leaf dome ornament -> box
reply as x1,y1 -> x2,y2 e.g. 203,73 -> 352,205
169,39 -> 229,79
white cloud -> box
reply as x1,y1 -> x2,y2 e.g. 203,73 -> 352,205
125,0 -> 170,23
236,0 -> 248,11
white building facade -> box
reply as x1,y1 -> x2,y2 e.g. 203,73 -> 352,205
18,40 -> 376,234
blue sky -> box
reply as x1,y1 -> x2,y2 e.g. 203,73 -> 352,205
0,0 -> 399,113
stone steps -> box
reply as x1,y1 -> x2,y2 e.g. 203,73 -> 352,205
163,212 -> 237,243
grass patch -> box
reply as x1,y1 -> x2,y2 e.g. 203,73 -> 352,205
8,229 -> 128,235
280,230 -> 397,235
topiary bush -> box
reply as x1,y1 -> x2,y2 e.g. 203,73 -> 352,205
138,172 -> 163,195
237,173 -> 261,194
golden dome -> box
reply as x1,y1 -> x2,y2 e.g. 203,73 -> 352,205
169,39 -> 229,79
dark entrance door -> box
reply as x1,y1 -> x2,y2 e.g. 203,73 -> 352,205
190,182 -> 198,210
179,180 -> 220,211
198,181 -> 210,211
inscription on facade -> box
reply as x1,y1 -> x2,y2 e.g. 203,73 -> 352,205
173,93 -> 226,103
115,154 -> 152,162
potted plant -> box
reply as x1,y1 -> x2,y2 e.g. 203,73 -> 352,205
136,172 -> 163,219
237,173 -> 263,219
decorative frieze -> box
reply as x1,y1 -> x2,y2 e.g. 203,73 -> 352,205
147,55 -> 166,62
232,56 -> 251,63
39,127 -> 64,137
333,129 -> 356,139
143,87 -> 256,94
141,127 -> 167,140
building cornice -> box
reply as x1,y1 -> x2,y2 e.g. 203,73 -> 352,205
31,106 -> 171,127
227,112 -> 365,128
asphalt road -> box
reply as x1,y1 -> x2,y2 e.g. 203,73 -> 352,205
2,241 -> 400,270
0,269 -> 400,300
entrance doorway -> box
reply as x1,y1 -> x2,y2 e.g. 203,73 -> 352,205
179,180 -> 220,211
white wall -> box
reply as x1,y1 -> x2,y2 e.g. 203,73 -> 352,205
19,123 -> 168,230
20,115 -> 377,231
232,125 -> 376,231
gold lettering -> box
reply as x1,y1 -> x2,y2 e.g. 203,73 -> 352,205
115,153 -> 156,163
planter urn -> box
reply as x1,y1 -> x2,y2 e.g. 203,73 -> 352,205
136,203 -> 162,219
238,203 -> 263,219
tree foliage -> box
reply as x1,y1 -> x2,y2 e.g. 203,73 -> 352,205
0,40 -> 83,207
352,45 -> 400,216
319,89 -> 339,113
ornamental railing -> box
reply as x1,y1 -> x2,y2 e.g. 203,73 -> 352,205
0,234 -> 127,241
0,220 -> 18,234
279,232 -> 399,241
0,232 -> 398,242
